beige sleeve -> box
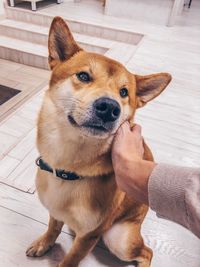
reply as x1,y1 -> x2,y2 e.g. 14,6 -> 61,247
148,163 -> 200,238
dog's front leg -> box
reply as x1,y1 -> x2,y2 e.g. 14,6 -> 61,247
59,233 -> 100,267
26,215 -> 63,257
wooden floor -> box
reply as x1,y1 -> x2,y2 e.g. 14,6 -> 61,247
0,60 -> 49,120
0,60 -> 51,192
0,0 -> 200,266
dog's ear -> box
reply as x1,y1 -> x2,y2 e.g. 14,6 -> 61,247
48,16 -> 82,70
135,73 -> 172,107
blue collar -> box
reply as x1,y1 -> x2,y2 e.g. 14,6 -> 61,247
36,157 -> 81,181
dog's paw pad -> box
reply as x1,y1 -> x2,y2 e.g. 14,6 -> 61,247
26,240 -> 52,257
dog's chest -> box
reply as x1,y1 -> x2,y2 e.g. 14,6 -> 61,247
37,174 -> 103,235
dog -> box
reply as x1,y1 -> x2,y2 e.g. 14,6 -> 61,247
26,16 -> 171,267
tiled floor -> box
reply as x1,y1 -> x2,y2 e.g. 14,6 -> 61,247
0,0 -> 200,266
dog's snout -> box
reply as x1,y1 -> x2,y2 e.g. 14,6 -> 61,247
94,97 -> 121,122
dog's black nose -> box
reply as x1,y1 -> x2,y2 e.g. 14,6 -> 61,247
94,97 -> 121,122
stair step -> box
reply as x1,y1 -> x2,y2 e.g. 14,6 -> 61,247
0,19 -> 48,45
0,19 -> 48,35
0,35 -> 47,56
0,35 -> 48,69
0,12 -> 138,69
0,33 -> 137,70
0,19 -> 118,53
5,6 -> 143,45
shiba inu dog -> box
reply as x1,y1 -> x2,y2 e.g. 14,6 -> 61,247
26,17 -> 171,267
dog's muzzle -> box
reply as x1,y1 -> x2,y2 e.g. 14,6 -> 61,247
81,97 -> 121,132
68,97 -> 121,134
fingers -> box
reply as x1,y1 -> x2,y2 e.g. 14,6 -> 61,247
120,121 -> 131,133
113,122 -> 143,149
132,124 -> 142,136
112,121 -> 144,161
116,121 -> 142,138
114,121 -> 130,140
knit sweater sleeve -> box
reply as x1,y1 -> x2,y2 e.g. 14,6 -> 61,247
148,163 -> 200,238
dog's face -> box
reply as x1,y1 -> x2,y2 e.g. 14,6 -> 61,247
48,17 -> 171,139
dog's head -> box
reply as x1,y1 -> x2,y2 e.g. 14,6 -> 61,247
48,17 -> 171,139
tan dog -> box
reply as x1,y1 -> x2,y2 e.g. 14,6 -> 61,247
26,17 -> 171,267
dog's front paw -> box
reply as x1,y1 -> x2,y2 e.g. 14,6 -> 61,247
26,235 -> 53,257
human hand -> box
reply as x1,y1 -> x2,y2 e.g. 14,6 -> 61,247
111,122 -> 156,204
112,122 -> 144,161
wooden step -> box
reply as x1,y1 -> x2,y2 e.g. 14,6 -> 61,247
4,5 -> 143,45
0,19 -> 48,45
0,19 -> 138,69
0,19 -> 115,53
0,34 -> 137,70
0,35 -> 48,69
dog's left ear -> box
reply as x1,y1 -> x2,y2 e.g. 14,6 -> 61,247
135,73 -> 172,107
48,16 -> 82,70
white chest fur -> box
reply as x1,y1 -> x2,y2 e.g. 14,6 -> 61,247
36,172 -> 103,236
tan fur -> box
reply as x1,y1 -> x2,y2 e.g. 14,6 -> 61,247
26,17 -> 171,267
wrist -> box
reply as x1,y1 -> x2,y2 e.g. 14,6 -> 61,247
125,159 -> 156,205
137,160 -> 156,204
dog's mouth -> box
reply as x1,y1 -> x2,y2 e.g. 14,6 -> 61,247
68,115 -> 108,133
82,123 -> 107,132
68,115 -> 77,126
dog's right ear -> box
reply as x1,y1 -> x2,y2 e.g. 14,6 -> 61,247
48,17 -> 82,70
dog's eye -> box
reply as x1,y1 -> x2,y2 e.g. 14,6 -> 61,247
76,72 -> 91,83
120,88 -> 128,98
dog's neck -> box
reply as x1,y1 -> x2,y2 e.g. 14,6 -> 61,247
37,95 -> 114,177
